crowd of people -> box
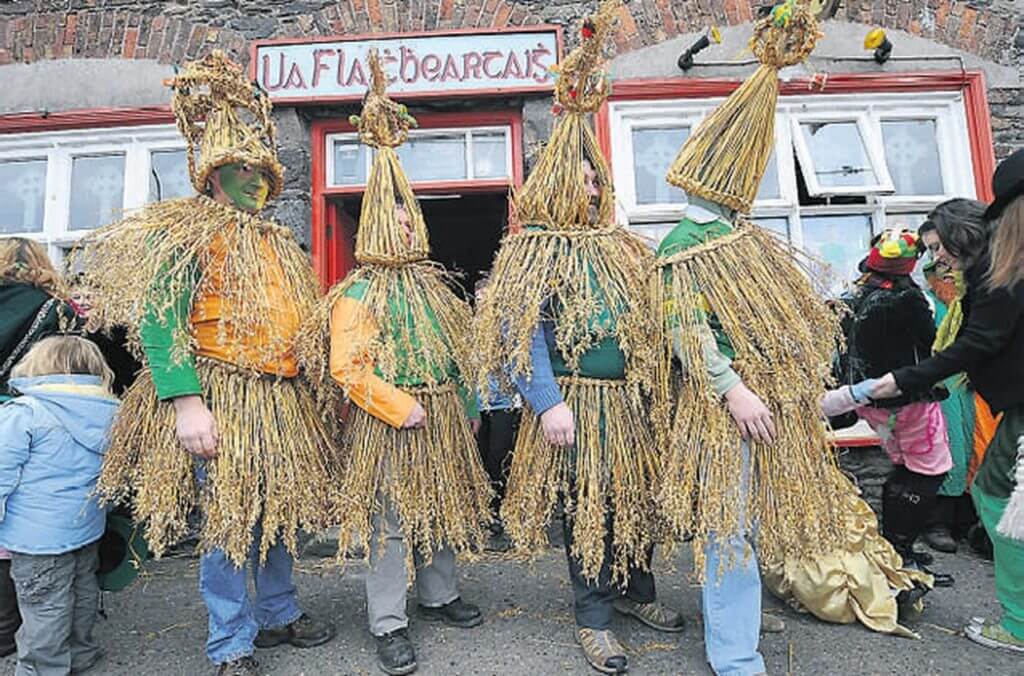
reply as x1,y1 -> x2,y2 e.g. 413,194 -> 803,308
1,3 -> 1024,676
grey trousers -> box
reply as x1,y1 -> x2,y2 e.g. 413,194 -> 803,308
9,543 -> 101,676
365,501 -> 459,636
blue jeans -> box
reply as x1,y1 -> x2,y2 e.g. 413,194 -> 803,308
702,441 -> 765,676
198,525 -> 302,665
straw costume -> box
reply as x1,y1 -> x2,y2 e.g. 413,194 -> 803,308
654,0 -> 845,574
70,50 -> 338,670
474,4 -> 682,672
298,53 -> 490,653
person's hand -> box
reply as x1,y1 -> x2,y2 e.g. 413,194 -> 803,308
872,373 -> 902,399
724,382 -> 776,443
469,417 -> 481,436
540,402 -> 575,447
173,395 -> 219,459
402,401 -> 427,429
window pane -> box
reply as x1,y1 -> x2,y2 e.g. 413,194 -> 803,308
471,131 -> 508,179
397,133 -> 466,182
756,216 -> 789,240
801,214 -> 873,296
69,154 -> 125,231
332,141 -> 368,186
756,150 -> 780,201
149,149 -> 192,202
800,121 -> 877,188
881,119 -> 943,195
0,159 -> 47,234
632,126 -> 689,205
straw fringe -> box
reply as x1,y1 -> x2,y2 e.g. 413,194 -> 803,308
653,221 -> 846,577
334,384 -> 493,577
502,376 -> 663,586
96,360 -> 339,566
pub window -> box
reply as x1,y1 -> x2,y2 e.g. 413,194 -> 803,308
609,91 -> 976,296
326,125 -> 512,187
0,124 -> 188,263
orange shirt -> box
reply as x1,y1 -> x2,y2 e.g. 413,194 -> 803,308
190,232 -> 300,377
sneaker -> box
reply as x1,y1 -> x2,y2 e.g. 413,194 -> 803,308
612,598 -> 685,633
254,613 -> 336,649
760,612 -> 786,633
923,526 -> 958,553
965,617 -> 1024,654
374,628 -> 417,675
418,597 -> 483,628
215,656 -> 260,676
576,627 -> 628,674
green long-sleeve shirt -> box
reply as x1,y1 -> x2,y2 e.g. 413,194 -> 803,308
138,263 -> 202,401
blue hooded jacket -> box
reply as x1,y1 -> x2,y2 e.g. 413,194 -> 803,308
0,374 -> 119,554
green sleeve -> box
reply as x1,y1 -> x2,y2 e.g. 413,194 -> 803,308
456,378 -> 480,420
139,261 -> 202,401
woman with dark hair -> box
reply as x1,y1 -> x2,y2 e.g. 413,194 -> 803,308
874,173 -> 1024,653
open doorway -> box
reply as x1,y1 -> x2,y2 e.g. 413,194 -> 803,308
333,191 -> 508,302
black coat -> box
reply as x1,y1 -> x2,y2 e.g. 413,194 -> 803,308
894,251 -> 1024,414
837,276 -> 938,408
0,283 -> 75,396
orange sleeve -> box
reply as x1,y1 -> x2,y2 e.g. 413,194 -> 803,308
329,295 -> 417,429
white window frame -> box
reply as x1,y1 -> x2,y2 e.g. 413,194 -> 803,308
608,90 -> 976,295
0,124 -> 187,263
325,124 -> 514,188
790,110 -> 895,197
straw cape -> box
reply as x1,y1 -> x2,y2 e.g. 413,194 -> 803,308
296,53 -> 492,572
654,1 -> 846,574
69,50 -> 337,566
473,0 -> 663,585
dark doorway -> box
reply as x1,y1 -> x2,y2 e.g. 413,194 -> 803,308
337,191 -> 508,302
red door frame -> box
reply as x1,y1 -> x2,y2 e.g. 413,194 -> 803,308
593,70 -> 996,448
594,70 -> 996,205
310,109 -> 525,287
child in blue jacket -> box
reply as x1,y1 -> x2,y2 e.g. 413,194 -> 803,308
0,335 -> 119,676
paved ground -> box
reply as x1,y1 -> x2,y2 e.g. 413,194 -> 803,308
0,541 -> 1017,676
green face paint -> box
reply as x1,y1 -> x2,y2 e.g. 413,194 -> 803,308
215,163 -> 270,212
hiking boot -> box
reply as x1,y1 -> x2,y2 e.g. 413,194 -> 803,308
254,613 -> 336,649
965,617 -> 1024,654
418,597 -> 483,628
576,627 -> 628,674
215,656 -> 260,676
761,612 -> 786,633
612,598 -> 685,633
923,526 -> 958,553
374,628 -> 417,675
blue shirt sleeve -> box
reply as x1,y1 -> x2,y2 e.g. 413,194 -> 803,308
514,320 -> 563,415
0,401 -> 33,518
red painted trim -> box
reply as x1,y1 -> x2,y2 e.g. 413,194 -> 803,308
249,24 -> 563,104
0,106 -> 173,134
599,70 -> 996,201
595,100 -> 612,167
310,108 -> 524,287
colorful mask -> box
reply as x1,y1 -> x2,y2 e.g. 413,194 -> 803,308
215,163 -> 270,213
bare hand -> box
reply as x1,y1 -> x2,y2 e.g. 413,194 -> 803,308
872,373 -> 902,399
173,395 -> 219,459
724,382 -> 776,443
402,402 -> 427,429
540,402 -> 575,447
469,417 -> 481,436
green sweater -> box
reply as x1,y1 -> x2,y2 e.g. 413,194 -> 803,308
138,263 -> 202,401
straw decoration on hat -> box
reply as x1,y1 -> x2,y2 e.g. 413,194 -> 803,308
653,1 -> 846,577
68,50 -> 338,567
474,0 -> 666,585
297,51 -> 492,575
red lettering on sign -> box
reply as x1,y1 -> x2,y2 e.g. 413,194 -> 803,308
501,51 -> 523,79
336,49 -> 347,86
421,54 -> 441,81
400,46 -> 419,84
529,43 -> 553,83
346,58 -> 367,87
462,51 -> 483,81
381,49 -> 399,85
482,51 -> 503,78
312,48 -> 335,88
261,53 -> 285,92
283,62 -> 307,90
440,54 -> 460,81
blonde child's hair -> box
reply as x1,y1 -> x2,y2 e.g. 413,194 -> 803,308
10,335 -> 114,393
0,237 -> 63,296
